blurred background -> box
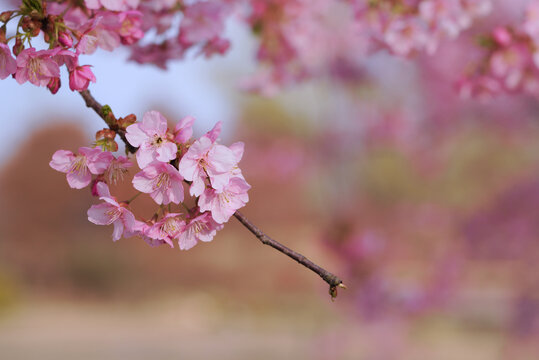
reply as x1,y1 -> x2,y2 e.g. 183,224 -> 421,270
2,1 -> 539,359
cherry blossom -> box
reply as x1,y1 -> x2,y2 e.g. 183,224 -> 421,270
49,147 -> 113,189
198,177 -> 251,224
104,156 -> 132,184
173,116 -> 195,144
177,212 -> 223,250
87,182 -> 136,241
178,1 -> 230,45
178,122 -> 237,196
15,48 -> 60,87
125,111 -> 177,168
145,213 -> 185,248
0,44 -> 16,80
69,65 -> 96,91
85,0 -> 140,12
132,162 -> 184,205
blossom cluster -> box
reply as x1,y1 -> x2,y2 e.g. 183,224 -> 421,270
0,0 -> 495,96
49,111 -> 250,250
241,0 -> 491,93
353,0 -> 492,57
0,0 -> 232,93
458,1 -> 539,99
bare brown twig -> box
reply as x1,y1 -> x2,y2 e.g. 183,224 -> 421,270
77,89 -> 346,298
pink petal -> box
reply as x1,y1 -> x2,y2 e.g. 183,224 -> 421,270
229,142 -> 245,162
125,123 -> 148,147
178,230 -> 198,250
150,189 -> 165,204
136,145 -> 157,169
178,156 -> 198,181
122,209 -> 136,233
88,203 -> 115,225
142,110 -> 167,135
208,144 -> 236,172
208,172 -> 231,193
66,170 -> 92,189
112,219 -> 124,241
206,121 -> 222,142
156,142 -> 177,163
49,150 -> 75,173
174,116 -> 195,143
189,169 -> 206,196
96,182 -> 112,197
132,170 -> 154,193
168,179 -> 185,204
88,151 -> 114,174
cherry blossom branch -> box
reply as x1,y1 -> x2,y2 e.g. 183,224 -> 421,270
77,89 -> 346,298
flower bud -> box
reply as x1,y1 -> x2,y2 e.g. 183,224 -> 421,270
0,11 -> 13,23
58,31 -> 72,47
492,26 -> 512,46
117,114 -> 137,129
47,77 -> 61,94
12,37 -> 23,56
0,26 -> 6,43
95,138 -> 119,152
45,15 -> 56,34
96,128 -> 116,140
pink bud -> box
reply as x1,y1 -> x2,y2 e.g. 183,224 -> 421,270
69,65 -> 96,91
58,31 -> 73,47
47,77 -> 61,94
492,26 -> 512,46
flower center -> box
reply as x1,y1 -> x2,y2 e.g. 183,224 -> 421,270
106,160 -> 129,184
153,172 -> 170,191
192,220 -> 209,234
219,191 -> 231,204
162,217 -> 181,236
28,57 -> 44,82
105,207 -> 122,222
152,135 -> 165,147
69,155 -> 88,176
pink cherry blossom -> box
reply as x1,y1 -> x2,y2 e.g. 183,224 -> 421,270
69,65 -> 96,91
178,1 -> 230,44
126,110 -> 178,168
75,15 -> 122,54
198,177 -> 251,224
15,48 -> 60,87
58,31 -> 74,47
104,155 -> 132,184
200,37 -> 230,58
134,220 -> 172,248
0,43 -> 17,80
384,19 -> 430,57
492,26 -> 512,47
174,116 -> 195,144
489,45 -> 529,90
118,11 -> 144,45
49,147 -> 113,189
524,1 -> 539,40
146,213 -> 185,247
178,122 -> 237,196
132,162 -> 184,205
229,141 -> 246,179
85,0 -> 140,12
87,182 -> 136,241
177,212 -> 223,250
